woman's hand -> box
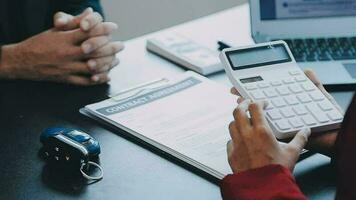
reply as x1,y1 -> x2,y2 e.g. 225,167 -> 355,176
230,69 -> 342,157
227,99 -> 311,173
302,70 -> 342,156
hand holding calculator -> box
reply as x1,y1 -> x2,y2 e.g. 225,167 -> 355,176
220,41 -> 344,139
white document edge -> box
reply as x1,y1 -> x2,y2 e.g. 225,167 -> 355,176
79,108 -> 225,180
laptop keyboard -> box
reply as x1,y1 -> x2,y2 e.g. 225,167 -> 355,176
280,37 -> 356,62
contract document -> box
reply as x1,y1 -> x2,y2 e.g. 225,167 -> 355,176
80,71 -> 236,179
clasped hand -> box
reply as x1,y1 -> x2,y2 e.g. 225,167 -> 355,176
1,8 -> 124,86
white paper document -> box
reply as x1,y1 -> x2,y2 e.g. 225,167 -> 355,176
81,71 -> 236,179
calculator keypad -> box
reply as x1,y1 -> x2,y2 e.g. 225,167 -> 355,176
243,70 -> 343,135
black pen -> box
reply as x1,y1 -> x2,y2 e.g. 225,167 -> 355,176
217,40 -> 232,51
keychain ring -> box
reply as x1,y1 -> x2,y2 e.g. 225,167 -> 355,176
80,161 -> 104,181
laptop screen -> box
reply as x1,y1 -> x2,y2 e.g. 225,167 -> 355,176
260,0 -> 356,20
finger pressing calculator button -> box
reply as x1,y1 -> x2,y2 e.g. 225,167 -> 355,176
289,84 -> 303,93
272,98 -> 287,108
267,110 -> 282,120
280,107 -> 295,118
327,111 -> 343,121
263,88 -> 278,98
271,80 -> 282,86
301,83 -> 315,92
318,101 -> 334,111
293,105 -> 308,115
309,91 -> 325,101
289,118 -> 304,128
276,86 -> 290,96
297,93 -> 312,103
250,91 -> 265,100
295,76 -> 307,82
275,120 -> 292,130
245,84 -> 258,90
285,96 -> 299,105
301,115 -> 317,126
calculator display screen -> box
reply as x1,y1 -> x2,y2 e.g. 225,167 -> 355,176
226,44 -> 291,70
240,76 -> 263,83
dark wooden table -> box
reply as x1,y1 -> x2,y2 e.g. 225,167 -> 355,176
0,4 -> 354,200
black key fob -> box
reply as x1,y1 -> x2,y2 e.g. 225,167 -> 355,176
40,127 -> 101,173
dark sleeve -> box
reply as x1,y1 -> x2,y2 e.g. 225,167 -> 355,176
46,0 -> 104,28
220,164 -> 307,200
334,94 -> 356,199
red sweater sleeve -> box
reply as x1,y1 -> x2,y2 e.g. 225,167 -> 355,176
220,164 -> 307,200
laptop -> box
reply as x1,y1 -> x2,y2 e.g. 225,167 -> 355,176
250,0 -> 356,86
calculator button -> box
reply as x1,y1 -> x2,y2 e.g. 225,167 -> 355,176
158,35 -> 189,47
280,107 -> 295,118
270,80 -> 282,86
265,101 -> 274,110
245,84 -> 258,90
199,53 -> 220,66
284,96 -> 299,105
297,93 -> 312,103
318,101 -> 334,111
283,78 -> 295,84
258,82 -> 270,88
301,115 -> 317,126
176,44 -> 199,53
306,104 -> 329,123
295,76 -> 307,82
263,88 -> 278,98
293,105 -> 308,115
289,118 -> 304,128
289,70 -> 301,76
276,86 -> 290,96
275,120 -> 292,130
289,84 -> 303,93
316,114 -> 329,123
309,91 -> 325,101
301,83 -> 315,92
272,98 -> 287,108
267,110 -> 282,120
327,111 -> 343,121
250,91 -> 265,100
306,104 -> 321,113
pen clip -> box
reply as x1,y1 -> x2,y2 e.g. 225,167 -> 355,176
110,78 -> 170,102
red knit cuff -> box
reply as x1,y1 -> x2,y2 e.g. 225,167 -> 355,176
220,164 -> 307,200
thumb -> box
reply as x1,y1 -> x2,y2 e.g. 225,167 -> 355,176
288,128 -> 311,153
54,8 -> 93,31
54,12 -> 74,29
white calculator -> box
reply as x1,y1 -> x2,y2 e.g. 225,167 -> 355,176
220,41 -> 344,139
146,34 -> 223,75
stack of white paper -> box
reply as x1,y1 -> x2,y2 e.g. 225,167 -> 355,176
81,71 -> 236,179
